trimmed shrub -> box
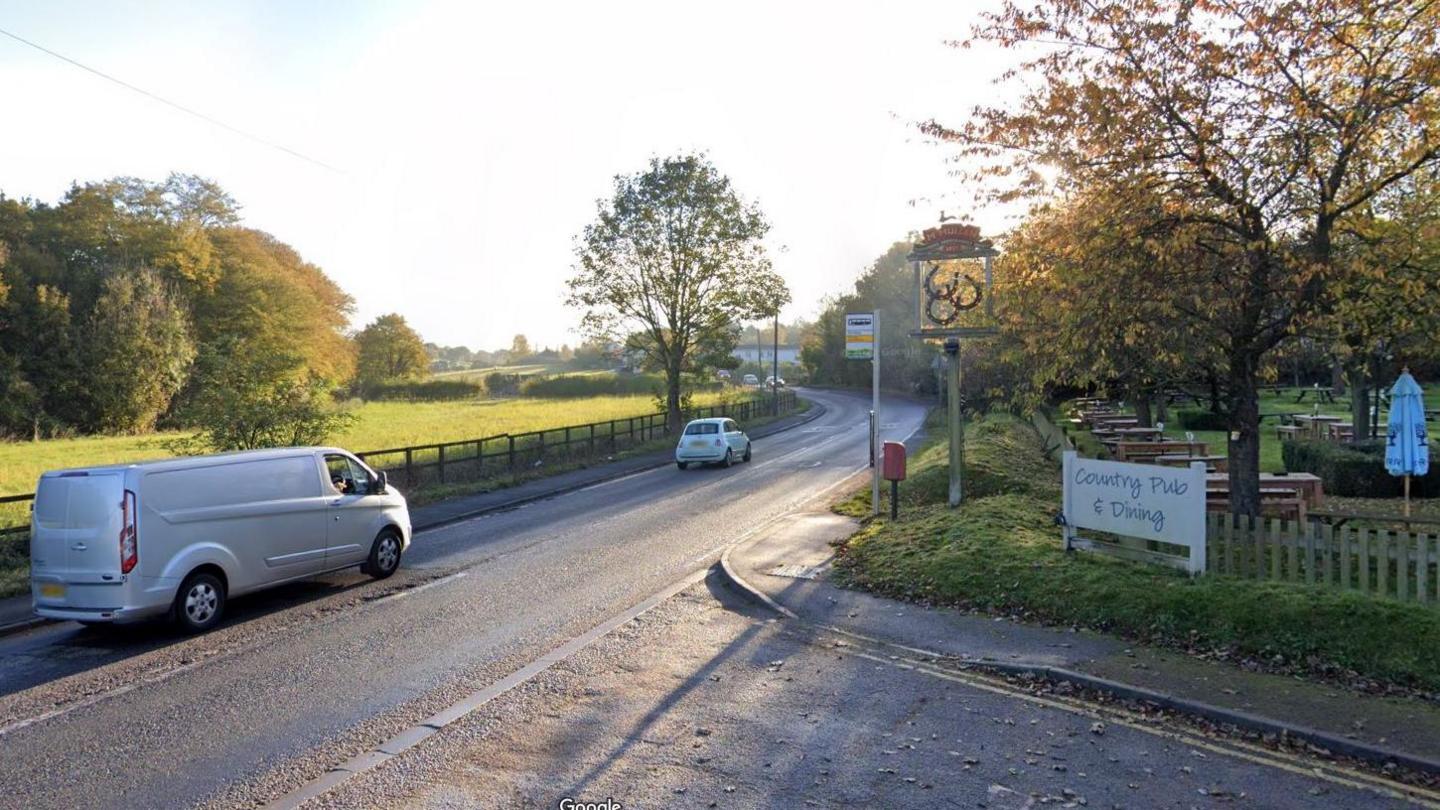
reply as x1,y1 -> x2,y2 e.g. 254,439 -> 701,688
483,373 -> 522,397
369,379 -> 483,401
521,372 -> 663,398
1174,408 -> 1228,431
1281,439 -> 1440,497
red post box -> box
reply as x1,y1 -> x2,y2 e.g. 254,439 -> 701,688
882,441 -> 907,481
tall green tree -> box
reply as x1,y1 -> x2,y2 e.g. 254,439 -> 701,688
84,270 -> 195,433
569,154 -> 789,430
355,313 -> 429,394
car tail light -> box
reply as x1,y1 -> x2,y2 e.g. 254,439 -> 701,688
119,489 -> 138,574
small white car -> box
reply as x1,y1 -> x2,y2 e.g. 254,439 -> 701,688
742,374 -> 760,386
675,418 -> 752,469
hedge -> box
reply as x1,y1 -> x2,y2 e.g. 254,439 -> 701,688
1173,407 -> 1229,431
368,379 -> 483,401
1281,439 -> 1440,498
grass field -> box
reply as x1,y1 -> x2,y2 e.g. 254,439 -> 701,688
834,412 -> 1440,691
0,391 -> 739,497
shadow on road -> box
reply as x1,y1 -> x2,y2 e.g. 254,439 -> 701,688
0,571 -> 380,698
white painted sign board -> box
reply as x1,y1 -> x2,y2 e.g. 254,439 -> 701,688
845,313 -> 874,360
1061,451 -> 1207,574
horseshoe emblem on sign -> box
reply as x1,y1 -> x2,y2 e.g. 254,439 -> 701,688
924,262 -> 984,325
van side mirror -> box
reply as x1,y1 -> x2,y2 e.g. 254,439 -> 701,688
374,471 -> 388,494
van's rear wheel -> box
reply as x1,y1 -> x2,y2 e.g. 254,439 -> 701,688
366,530 -> 403,580
174,572 -> 225,633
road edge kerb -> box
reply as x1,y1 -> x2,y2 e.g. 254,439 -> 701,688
0,617 -> 45,637
0,396 -> 829,641
718,534 -> 798,619
711,529 -> 1440,779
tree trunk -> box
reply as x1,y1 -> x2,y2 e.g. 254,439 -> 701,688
1347,377 -> 1370,441
1226,362 -> 1263,516
1133,391 -> 1153,428
1331,357 -> 1346,397
1207,371 -> 1222,414
665,365 -> 683,434
1154,393 -> 1168,424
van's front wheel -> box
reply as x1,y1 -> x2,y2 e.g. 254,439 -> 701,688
174,572 -> 225,633
365,530 -> 403,580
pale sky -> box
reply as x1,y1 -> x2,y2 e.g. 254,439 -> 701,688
0,0 -> 1016,350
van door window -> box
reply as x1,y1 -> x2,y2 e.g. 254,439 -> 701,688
324,455 -> 371,496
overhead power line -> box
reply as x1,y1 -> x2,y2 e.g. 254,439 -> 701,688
0,25 -> 344,173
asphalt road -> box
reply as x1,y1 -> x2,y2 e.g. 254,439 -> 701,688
0,388 -> 929,809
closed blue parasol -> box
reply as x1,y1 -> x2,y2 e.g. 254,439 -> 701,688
1385,368 -> 1429,516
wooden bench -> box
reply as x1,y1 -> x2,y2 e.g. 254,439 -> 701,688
1206,488 -> 1307,522
1208,473 -> 1324,508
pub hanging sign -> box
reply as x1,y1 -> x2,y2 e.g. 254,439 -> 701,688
907,221 -> 999,338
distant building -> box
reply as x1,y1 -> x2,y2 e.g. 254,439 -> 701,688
733,344 -> 800,365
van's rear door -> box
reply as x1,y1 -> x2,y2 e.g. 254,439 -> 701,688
31,472 -> 125,606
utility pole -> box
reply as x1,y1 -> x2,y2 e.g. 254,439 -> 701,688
772,311 -> 780,415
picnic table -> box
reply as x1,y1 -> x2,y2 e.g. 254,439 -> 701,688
1105,440 -> 1209,462
1205,487 -> 1308,521
1293,414 -> 1343,439
1087,415 -> 1138,429
1092,425 -> 1160,437
1292,386 -> 1337,405
1323,421 -> 1354,441
1207,472 -> 1323,508
1153,454 -> 1228,473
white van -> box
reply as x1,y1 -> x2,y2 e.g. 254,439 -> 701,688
29,447 -> 411,632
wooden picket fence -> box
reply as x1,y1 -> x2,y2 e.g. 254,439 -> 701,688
1207,513 -> 1440,605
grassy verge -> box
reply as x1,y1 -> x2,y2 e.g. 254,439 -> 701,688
832,412 -> 1440,692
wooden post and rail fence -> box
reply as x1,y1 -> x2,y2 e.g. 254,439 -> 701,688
0,390 -> 798,541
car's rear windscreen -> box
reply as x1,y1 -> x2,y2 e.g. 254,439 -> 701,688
684,423 -> 720,435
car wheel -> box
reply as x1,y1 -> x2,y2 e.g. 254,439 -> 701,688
677,461 -> 688,470
173,571 -> 225,633
722,449 -> 733,468
743,443 -> 752,462
367,529 -> 403,580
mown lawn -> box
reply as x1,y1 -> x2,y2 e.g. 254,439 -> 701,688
833,412 -> 1440,692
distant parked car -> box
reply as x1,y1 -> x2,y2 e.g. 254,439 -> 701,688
742,373 -> 760,386
30,447 -> 411,633
716,369 -> 732,380
765,376 -> 787,388
675,418 -> 752,469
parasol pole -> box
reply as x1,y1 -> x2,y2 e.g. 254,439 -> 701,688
1405,474 -> 1412,517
